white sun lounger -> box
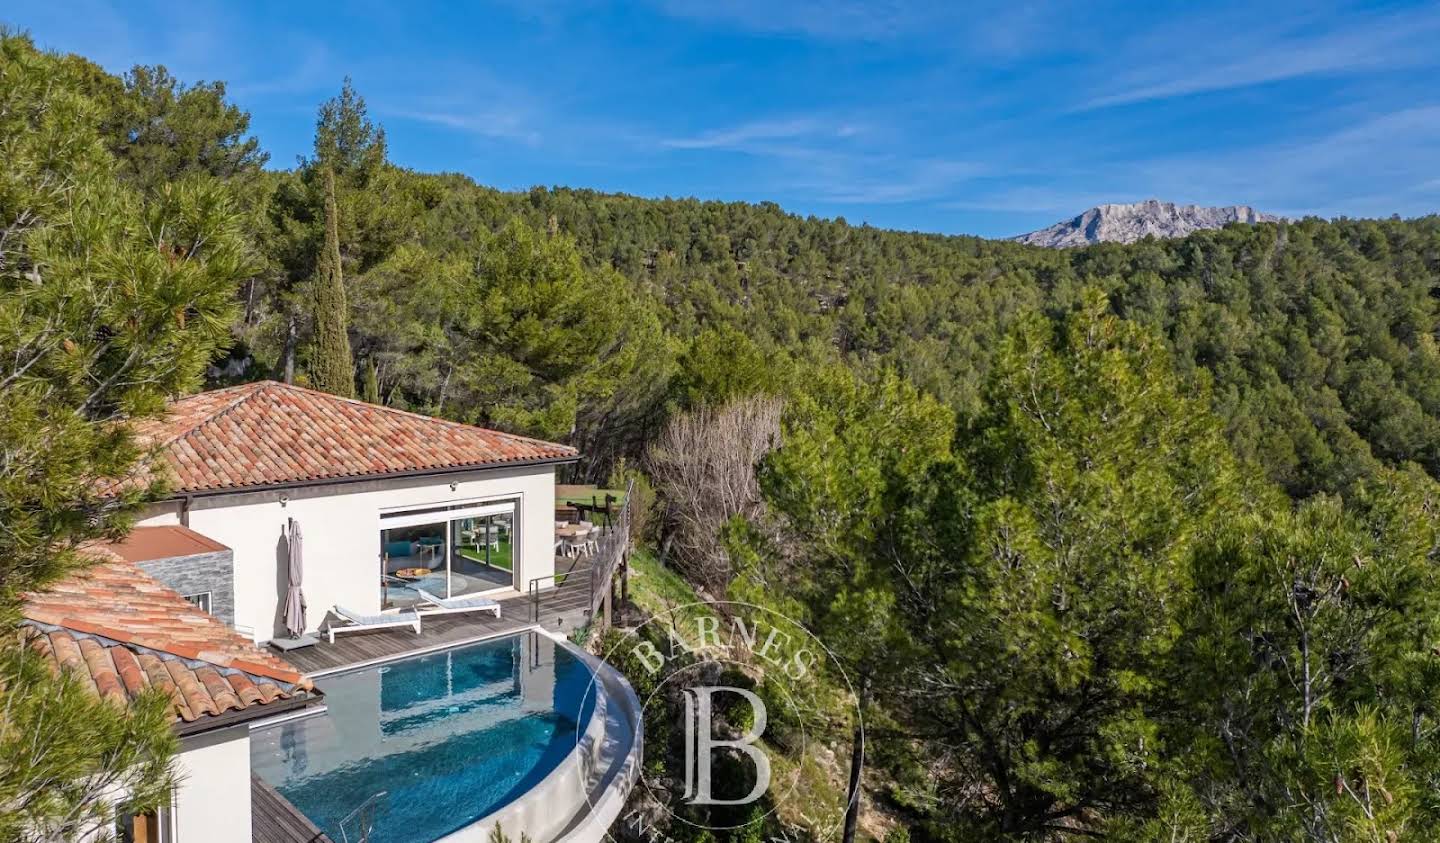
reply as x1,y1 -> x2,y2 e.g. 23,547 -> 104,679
415,588 -> 502,619
324,606 -> 422,643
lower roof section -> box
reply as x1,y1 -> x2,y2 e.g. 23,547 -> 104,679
107,525 -> 229,562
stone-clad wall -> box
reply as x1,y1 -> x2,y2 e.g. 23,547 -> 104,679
137,550 -> 236,627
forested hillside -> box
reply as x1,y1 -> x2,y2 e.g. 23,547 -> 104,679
241,169 -> 1440,499
396,185 -> 1440,498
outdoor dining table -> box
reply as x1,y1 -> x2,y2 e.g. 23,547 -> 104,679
555,522 -> 596,558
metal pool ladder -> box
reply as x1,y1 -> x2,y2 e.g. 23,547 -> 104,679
338,791 -> 388,843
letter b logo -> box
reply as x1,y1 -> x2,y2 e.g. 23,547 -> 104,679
680,687 -> 770,806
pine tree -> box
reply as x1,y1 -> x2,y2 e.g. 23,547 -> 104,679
0,33 -> 245,836
311,165 -> 354,397
740,292 -> 1252,838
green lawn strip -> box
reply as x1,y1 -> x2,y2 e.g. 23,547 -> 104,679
557,487 -> 626,506
457,542 -> 513,571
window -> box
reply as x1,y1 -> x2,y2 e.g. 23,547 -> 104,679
380,499 -> 519,610
183,592 -> 212,614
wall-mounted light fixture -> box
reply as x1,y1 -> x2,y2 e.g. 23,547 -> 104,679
279,494 -> 289,507
450,482 -> 458,492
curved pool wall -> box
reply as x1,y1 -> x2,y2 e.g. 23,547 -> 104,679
251,630 -> 642,843
459,632 -> 643,843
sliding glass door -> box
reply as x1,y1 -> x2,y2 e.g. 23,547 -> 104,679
379,499 -> 518,610
449,510 -> 514,596
380,520 -> 448,610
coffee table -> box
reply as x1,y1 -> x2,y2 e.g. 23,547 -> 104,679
393,567 -> 432,580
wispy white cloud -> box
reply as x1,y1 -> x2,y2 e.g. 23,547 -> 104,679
1047,104 -> 1440,218
390,108 -> 542,145
229,40 -> 335,99
652,0 -> 937,42
10,0 -> 1435,236
660,118 -> 873,151
661,119 -> 824,150
656,115 -> 984,204
941,187 -> 1113,217
810,164 -> 985,204
650,0 -> 1078,56
1078,7 -> 1440,110
367,56 -> 555,148
776,150 -> 988,205
939,102 -> 1440,227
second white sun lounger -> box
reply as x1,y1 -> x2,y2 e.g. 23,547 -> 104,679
415,588 -> 502,619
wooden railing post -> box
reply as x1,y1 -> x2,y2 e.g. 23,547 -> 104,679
620,550 -> 629,606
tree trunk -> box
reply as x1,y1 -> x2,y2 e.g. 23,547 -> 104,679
842,677 -> 868,843
437,362 -> 453,415
243,277 -> 257,325
281,314 -> 297,384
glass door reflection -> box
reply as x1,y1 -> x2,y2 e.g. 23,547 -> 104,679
381,522 -> 448,610
450,508 -> 515,595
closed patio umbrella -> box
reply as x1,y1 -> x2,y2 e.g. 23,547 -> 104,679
284,518 -> 307,638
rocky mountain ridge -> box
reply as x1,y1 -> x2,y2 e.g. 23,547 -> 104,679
1014,199 -> 1281,247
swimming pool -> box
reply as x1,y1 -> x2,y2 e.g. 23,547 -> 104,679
250,634 -> 597,843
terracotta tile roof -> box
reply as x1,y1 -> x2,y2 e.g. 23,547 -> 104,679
131,381 -> 577,495
23,551 -> 315,724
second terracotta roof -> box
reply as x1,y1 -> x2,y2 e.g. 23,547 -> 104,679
24,549 -> 305,684
22,550 -> 315,724
25,626 -> 312,724
131,381 -> 578,494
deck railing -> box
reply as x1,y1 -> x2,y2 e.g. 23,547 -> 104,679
586,478 -> 633,616
529,478 -> 634,625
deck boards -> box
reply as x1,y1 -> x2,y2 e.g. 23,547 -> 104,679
252,773 -> 332,843
275,583 -> 594,675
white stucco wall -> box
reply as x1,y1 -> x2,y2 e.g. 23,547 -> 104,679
173,726 -> 251,843
138,466 -> 561,641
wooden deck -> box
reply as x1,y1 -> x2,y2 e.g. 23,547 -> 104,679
252,774 -> 332,843
275,581 -> 594,676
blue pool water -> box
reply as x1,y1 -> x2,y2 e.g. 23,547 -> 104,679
251,634 -> 596,843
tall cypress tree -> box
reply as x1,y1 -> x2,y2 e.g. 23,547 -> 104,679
311,164 -> 354,397
362,357 -> 381,404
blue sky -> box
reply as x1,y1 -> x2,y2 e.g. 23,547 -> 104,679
7,0 -> 1440,237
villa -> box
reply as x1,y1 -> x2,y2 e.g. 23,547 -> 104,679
128,380 -> 581,636
21,381 -> 641,843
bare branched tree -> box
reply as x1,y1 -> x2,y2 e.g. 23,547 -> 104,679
645,395 -> 783,592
